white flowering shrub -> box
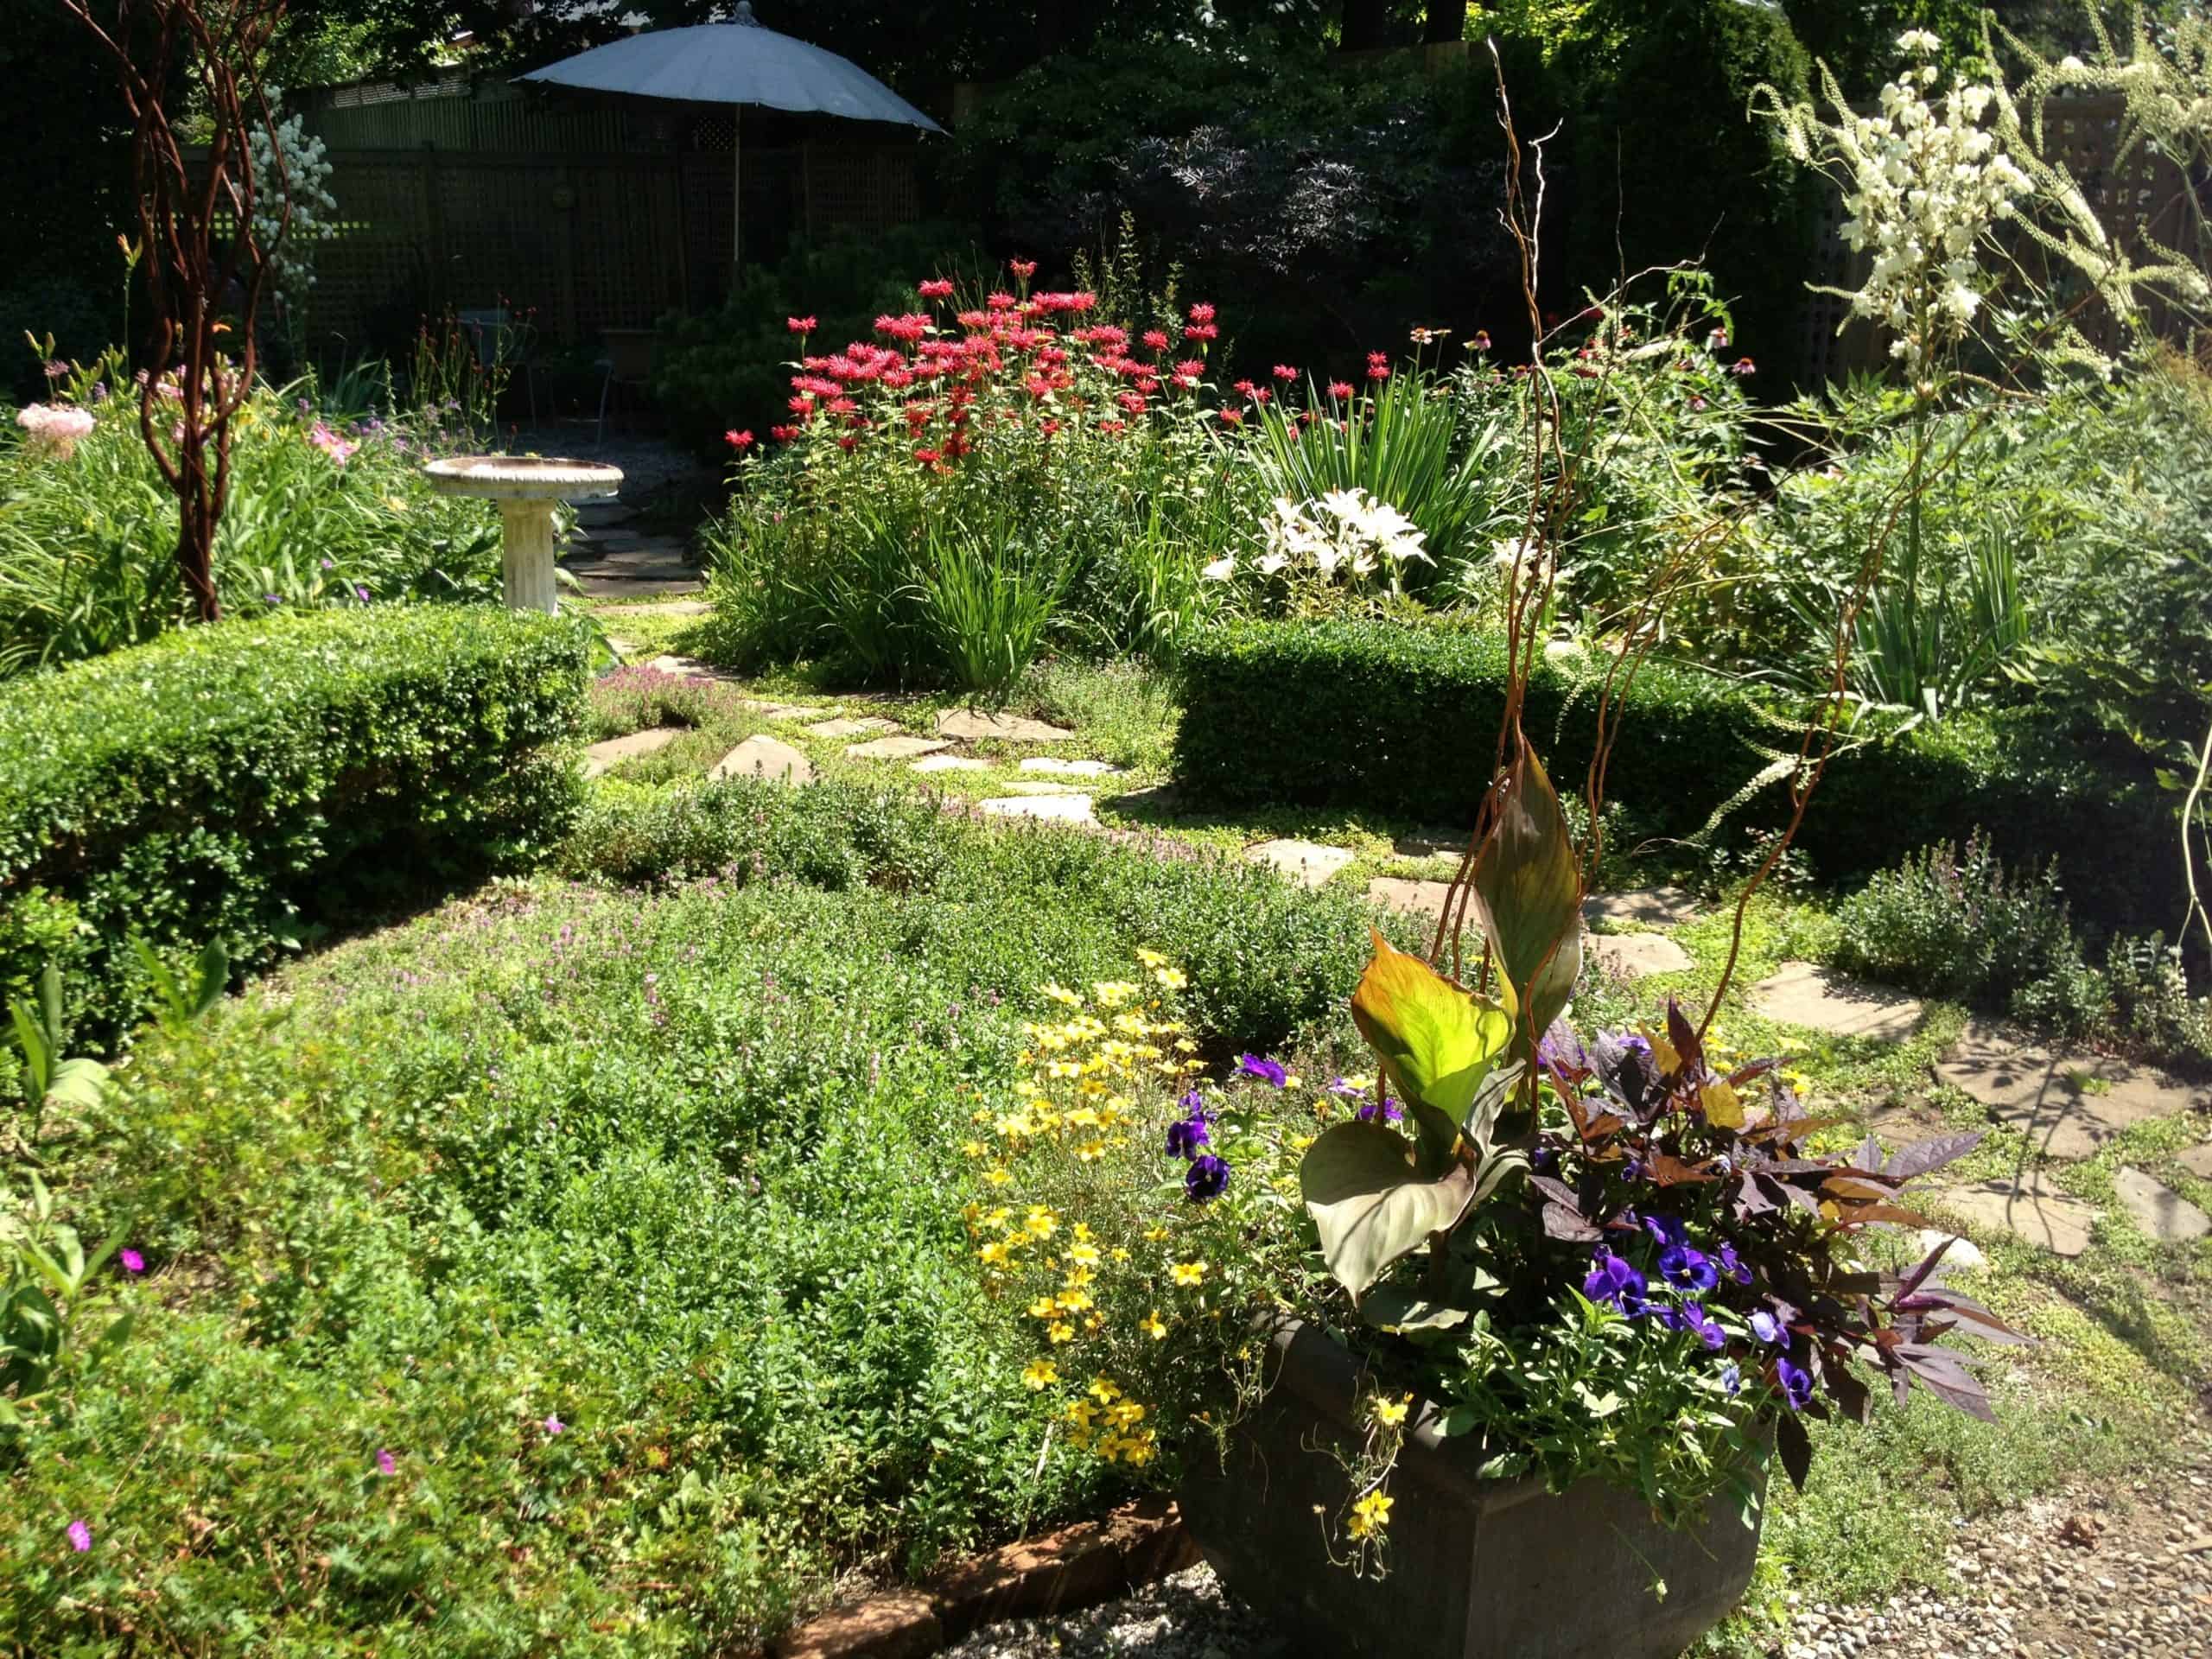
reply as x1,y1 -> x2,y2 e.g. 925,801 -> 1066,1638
1759,32 -> 2031,378
1205,487 -> 1431,605
247,94 -> 338,318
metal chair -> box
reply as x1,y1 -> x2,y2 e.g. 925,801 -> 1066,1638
594,327 -> 658,444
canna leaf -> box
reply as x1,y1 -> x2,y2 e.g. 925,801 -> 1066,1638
1299,1120 -> 1477,1304
1350,930 -> 1513,1168
1467,745 -> 1585,1058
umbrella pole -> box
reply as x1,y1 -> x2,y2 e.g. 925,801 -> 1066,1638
731,116 -> 742,287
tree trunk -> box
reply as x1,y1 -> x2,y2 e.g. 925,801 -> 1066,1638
175,446 -> 221,623
1423,0 -> 1467,45
1340,0 -> 1388,52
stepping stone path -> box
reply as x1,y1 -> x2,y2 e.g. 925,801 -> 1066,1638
911,754 -> 989,774
2112,1167 -> 2210,1243
846,734 -> 947,761
979,795 -> 1096,824
1020,757 -> 1118,777
1367,877 -> 1455,919
806,717 -> 896,739
1587,933 -> 1693,979
1392,828 -> 1475,861
1933,1020 -> 2211,1161
1936,1174 -> 2097,1258
709,735 -> 812,785
936,709 -> 1075,743
999,779 -> 1085,796
607,599 -> 709,618
563,502 -> 702,598
1750,962 -> 1923,1043
582,726 -> 683,778
644,654 -> 731,682
1582,887 -> 1704,928
1245,839 -> 1357,890
1912,1228 -> 1986,1270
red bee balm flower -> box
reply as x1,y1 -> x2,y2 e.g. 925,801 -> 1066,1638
1271,364 -> 1298,381
723,429 -> 754,450
1216,405 -> 1244,427
917,278 -> 955,299
769,426 -> 798,442
1008,258 -> 1037,280
787,316 -> 817,334
1327,380 -> 1353,400
874,314 -> 931,343
1183,323 -> 1217,341
1141,329 -> 1169,352
1188,302 -> 1216,324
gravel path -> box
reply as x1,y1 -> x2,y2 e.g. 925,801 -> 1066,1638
943,1433 -> 2212,1659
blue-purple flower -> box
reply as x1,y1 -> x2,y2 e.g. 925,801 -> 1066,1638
1582,1249 -> 1649,1315
1185,1154 -> 1230,1202
1236,1053 -> 1287,1088
1658,1244 -> 1719,1294
1777,1357 -> 1815,1411
1749,1310 -> 1782,1345
1165,1112 -> 1211,1159
1642,1213 -> 1688,1249
1719,1363 -> 1742,1395
1665,1301 -> 1726,1351
1355,1095 -> 1405,1125
1715,1242 -> 1751,1286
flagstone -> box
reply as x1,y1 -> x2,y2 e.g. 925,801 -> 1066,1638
1246,839 -> 1357,889
846,735 -> 949,760
582,727 -> 682,778
936,709 -> 1075,743
1750,962 -> 1923,1043
1934,1020 -> 2209,1160
1936,1173 -> 2096,1257
709,735 -> 812,785
2113,1167 -> 2210,1243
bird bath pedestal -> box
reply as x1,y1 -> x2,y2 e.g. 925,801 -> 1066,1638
423,455 -> 624,613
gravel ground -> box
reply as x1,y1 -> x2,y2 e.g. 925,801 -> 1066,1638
942,1434 -> 2212,1659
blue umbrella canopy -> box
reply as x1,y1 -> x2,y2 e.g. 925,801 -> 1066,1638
518,3 -> 943,270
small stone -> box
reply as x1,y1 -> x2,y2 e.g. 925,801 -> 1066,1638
2112,1167 -> 2211,1243
1936,1173 -> 2096,1257
2174,1144 -> 2212,1181
582,726 -> 682,778
1582,887 -> 1704,928
1751,962 -> 1923,1042
806,717 -> 897,739
1244,839 -> 1357,889
1936,1021 -> 2208,1160
1020,757 -> 1118,777
642,653 -> 728,681
937,708 -> 1076,743
1587,932 -> 1693,979
709,735 -> 812,785
847,734 -> 949,760
772,1589 -> 939,1659
1913,1229 -> 1987,1271
1390,827 -> 1475,861
979,795 -> 1096,824
912,754 -> 991,774
1366,877 -> 1455,919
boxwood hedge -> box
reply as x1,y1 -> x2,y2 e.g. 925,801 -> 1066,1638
0,605 -> 590,1050
1173,617 -> 2172,930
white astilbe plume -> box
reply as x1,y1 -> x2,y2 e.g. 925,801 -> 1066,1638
248,92 -> 339,316
1756,33 -> 2031,379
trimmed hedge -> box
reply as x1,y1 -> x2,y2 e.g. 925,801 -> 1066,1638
1173,618 -> 2173,930
1,605 -> 590,1051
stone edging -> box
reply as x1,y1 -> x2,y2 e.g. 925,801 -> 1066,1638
768,1497 -> 1197,1659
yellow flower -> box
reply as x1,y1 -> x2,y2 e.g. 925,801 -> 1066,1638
1346,1491 -> 1394,1539
984,1166 -> 1013,1187
1047,1320 -> 1076,1344
1110,1247 -> 1130,1263
1088,1376 -> 1121,1403
1084,1313 -> 1104,1332
1041,982 -> 1083,1007
1075,1140 -> 1109,1162
1171,1261 -> 1208,1287
1153,967 -> 1187,990
1143,1226 -> 1169,1243
1021,1359 -> 1058,1390
978,1239 -> 1012,1266
1046,1058 -> 1082,1080
1068,1242 -> 1102,1268
1063,1264 -> 1096,1288
1057,1288 -> 1095,1313
1028,1296 -> 1061,1320
962,1139 -> 988,1158
1141,1310 -> 1168,1340
1090,981 -> 1141,1007
1025,1205 -> 1059,1240
1372,1394 -> 1410,1427
1065,1398 -> 1099,1429
1135,948 -> 1170,969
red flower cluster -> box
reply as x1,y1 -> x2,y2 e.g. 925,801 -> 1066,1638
787,316 -> 817,334
917,278 -> 956,300
724,429 -> 754,450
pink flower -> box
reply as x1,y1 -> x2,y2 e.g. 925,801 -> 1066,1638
1141,329 -> 1169,353
1471,330 -> 1491,352
67,1520 -> 92,1553
1271,364 -> 1297,381
1188,302 -> 1216,324
1008,258 -> 1037,280
787,315 -> 817,334
1216,405 -> 1244,428
1367,362 -> 1389,382
542,1414 -> 566,1435
723,429 -> 754,450
1232,378 -> 1256,397
375,1449 -> 397,1476
770,425 -> 798,443
1182,323 -> 1217,342
1731,357 -> 1757,376
917,278 -> 955,300
119,1249 -> 144,1274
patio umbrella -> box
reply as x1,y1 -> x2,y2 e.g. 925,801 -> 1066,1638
518,1 -> 944,275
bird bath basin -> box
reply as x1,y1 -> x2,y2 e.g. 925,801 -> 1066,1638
423,454 -> 624,613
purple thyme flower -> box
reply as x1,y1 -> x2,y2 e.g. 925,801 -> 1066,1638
1581,1249 -> 1648,1315
67,1520 -> 92,1552
1185,1154 -> 1230,1202
1750,1310 -> 1782,1345
1777,1357 -> 1815,1411
1236,1053 -> 1287,1088
543,1414 -> 566,1435
375,1449 -> 397,1476
1659,1244 -> 1719,1294
118,1249 -> 144,1274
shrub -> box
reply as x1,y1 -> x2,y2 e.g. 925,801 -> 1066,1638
1172,616 -> 2176,929
0,605 -> 589,1053
1829,833 -> 2105,1038
0,364 -> 504,676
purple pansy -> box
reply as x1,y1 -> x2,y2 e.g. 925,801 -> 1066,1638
1777,1357 -> 1815,1411
1715,1243 -> 1751,1285
1659,1243 -> 1719,1294
1642,1213 -> 1688,1249
1165,1113 -> 1211,1159
1749,1310 -> 1782,1345
1666,1301 -> 1726,1351
1719,1363 -> 1742,1395
1354,1095 -> 1405,1125
1236,1053 -> 1287,1088
1582,1249 -> 1649,1316
1185,1154 -> 1230,1202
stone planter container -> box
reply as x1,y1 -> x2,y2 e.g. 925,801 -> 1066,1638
1179,1323 -> 1766,1659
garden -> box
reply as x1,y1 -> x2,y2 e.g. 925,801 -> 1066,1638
5,5 -> 2212,1659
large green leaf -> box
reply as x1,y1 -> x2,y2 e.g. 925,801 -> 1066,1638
1299,1120 -> 1476,1303
1468,744 -> 1585,1051
1350,930 -> 1514,1169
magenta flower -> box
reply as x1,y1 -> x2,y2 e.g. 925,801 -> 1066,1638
543,1414 -> 566,1435
119,1249 -> 144,1274
375,1449 -> 397,1476
67,1520 -> 92,1552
